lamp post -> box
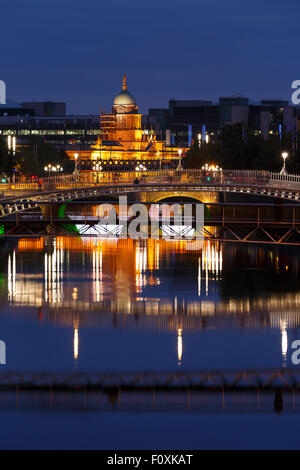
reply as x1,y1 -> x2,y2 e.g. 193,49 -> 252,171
44,164 -> 57,177
74,153 -> 79,174
157,151 -> 161,171
92,161 -> 102,183
176,148 -> 183,171
176,149 -> 182,171
135,163 -> 147,172
280,152 -> 288,175
198,133 -> 202,149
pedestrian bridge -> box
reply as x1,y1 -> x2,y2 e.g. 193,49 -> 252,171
1,169 -> 300,219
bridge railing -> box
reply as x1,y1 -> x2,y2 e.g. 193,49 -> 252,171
3,169 -> 300,193
270,172 -> 300,190
42,169 -> 272,187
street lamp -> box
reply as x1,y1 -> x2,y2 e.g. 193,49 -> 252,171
92,161 -> 102,182
176,148 -> 183,171
44,164 -> 58,176
280,152 -> 288,175
74,153 -> 79,174
135,163 -> 147,171
157,151 -> 161,171
197,133 -> 202,149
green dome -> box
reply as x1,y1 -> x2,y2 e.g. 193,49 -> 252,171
113,90 -> 136,106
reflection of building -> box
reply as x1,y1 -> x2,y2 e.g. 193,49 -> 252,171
67,74 -> 186,171
7,236 -> 300,337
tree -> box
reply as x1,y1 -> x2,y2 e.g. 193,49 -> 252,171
183,124 -> 300,172
217,123 -> 248,169
183,141 -> 220,169
16,138 -> 72,176
0,136 -> 15,176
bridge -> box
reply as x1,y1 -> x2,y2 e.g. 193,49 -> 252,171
3,201 -> 300,245
1,169 -> 300,245
2,169 -> 300,211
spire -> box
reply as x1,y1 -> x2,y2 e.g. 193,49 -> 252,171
122,73 -> 127,91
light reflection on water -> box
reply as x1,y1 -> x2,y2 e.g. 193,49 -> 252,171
1,236 -> 300,370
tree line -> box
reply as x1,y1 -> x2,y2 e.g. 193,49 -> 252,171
0,136 -> 73,178
183,123 -> 300,173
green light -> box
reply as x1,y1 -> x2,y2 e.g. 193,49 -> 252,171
57,204 -> 67,219
0,225 -> 4,234
62,224 -> 79,233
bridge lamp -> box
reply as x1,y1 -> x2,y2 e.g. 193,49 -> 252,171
280,152 -> 288,175
176,148 -> 183,171
74,153 -> 79,172
44,164 -> 53,175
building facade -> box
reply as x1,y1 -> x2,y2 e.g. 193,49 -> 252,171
144,97 -> 300,149
78,74 -> 184,171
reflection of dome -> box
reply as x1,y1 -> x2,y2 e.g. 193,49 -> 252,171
113,90 -> 136,106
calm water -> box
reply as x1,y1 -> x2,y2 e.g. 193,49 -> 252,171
1,235 -> 300,449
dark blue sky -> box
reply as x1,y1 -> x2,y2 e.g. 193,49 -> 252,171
2,0 -> 299,114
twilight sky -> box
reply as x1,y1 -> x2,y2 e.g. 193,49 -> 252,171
1,0 -> 299,114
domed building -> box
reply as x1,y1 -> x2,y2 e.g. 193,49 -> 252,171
72,74 -> 185,172
112,74 -> 137,114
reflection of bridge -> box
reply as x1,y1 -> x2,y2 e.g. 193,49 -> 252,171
0,368 -> 300,392
0,370 -> 298,414
2,169 -> 300,218
6,300 -> 300,331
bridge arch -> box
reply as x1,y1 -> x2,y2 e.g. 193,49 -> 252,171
141,190 -> 218,204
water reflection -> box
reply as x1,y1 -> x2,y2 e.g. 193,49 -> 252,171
1,236 -> 300,371
280,319 -> 288,367
177,328 -> 182,366
3,237 -> 300,333
73,327 -> 79,361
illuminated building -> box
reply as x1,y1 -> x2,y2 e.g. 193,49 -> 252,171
67,74 -> 186,171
